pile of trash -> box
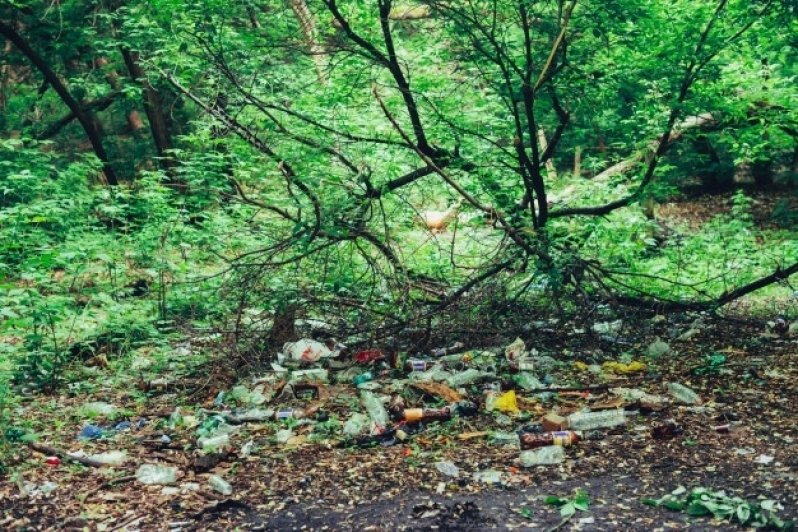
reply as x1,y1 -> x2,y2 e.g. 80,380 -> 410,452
179,337 -> 717,466
55,335 -> 735,493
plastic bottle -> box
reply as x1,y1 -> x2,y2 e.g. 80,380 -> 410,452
520,430 -> 583,449
446,368 -> 485,387
666,382 -> 702,405
136,464 -> 178,485
567,409 -> 626,430
520,445 -> 566,466
360,391 -> 390,430
208,474 -> 233,495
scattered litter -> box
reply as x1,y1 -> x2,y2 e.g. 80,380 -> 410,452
754,454 -> 775,465
87,450 -> 128,466
473,470 -> 502,484
567,409 -> 625,431
136,464 -> 178,485
520,445 -> 565,466
281,339 -> 333,363
80,401 -> 117,418
208,474 -> 233,495
434,460 -> 460,477
78,424 -> 104,440
602,360 -> 646,374
666,382 -> 702,405
593,320 -> 622,335
647,337 -> 671,358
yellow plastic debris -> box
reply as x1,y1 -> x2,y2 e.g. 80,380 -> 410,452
573,361 -> 589,372
602,360 -> 646,374
493,390 -> 520,413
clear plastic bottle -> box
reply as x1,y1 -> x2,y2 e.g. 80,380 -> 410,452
520,445 -> 566,466
567,408 -> 626,430
360,391 -> 390,430
666,382 -> 702,405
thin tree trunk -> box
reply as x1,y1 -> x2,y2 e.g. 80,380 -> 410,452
0,22 -> 119,185
290,0 -> 327,84
573,146 -> 581,177
120,49 -> 176,176
537,128 -> 557,179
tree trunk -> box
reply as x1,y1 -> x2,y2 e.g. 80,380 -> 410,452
290,0 -> 327,84
0,22 -> 119,185
120,50 -> 176,176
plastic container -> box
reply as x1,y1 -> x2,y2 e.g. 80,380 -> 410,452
666,382 -> 702,405
520,445 -> 566,466
567,409 -> 626,430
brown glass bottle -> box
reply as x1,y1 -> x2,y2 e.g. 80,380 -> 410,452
402,407 -> 451,423
519,430 -> 582,449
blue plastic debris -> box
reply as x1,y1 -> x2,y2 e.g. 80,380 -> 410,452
78,424 -> 104,440
112,421 -> 132,432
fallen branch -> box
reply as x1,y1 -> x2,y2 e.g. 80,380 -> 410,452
28,441 -> 106,468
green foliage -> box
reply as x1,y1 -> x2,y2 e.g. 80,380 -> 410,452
643,486 -> 794,529
544,489 -> 591,518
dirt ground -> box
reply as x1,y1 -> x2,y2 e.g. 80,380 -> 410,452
2,311 -> 796,531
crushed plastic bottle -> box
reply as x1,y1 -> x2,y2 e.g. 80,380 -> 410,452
434,460 -> 460,477
88,450 -> 128,466
520,445 -> 566,466
514,372 -> 544,391
491,431 -> 521,447
360,391 -> 390,431
343,413 -> 370,436
666,382 -> 702,405
197,433 -> 230,452
445,369 -> 485,387
136,464 -> 178,485
208,474 -> 233,495
567,409 -> 626,430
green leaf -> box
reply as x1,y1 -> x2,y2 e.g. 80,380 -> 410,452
545,495 -> 566,506
573,490 -> 590,511
560,503 -> 576,518
686,501 -> 711,516
663,499 -> 687,511
736,504 -> 751,524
